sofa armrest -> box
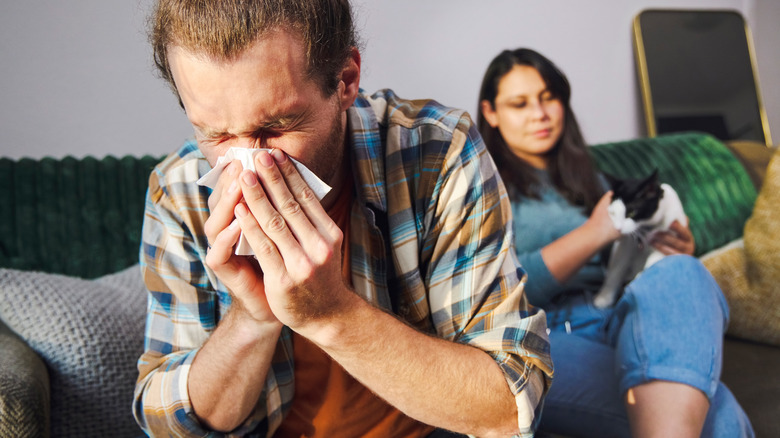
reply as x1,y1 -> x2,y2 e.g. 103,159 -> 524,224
0,319 -> 50,438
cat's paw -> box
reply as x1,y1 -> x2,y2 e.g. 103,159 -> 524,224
592,292 -> 615,309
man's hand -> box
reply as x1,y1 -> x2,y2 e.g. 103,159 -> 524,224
203,159 -> 279,325
233,149 -> 351,333
193,158 -> 285,431
651,219 -> 696,256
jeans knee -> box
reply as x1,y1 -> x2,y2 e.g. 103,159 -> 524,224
664,255 -> 729,322
636,255 -> 719,297
623,254 -> 729,326
650,254 -> 703,277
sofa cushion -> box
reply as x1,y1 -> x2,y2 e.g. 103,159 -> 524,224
0,320 -> 50,438
0,265 -> 147,437
702,145 -> 780,346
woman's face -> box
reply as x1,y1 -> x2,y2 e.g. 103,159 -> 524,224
481,65 -> 564,169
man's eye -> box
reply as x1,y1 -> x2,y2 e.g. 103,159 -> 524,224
260,129 -> 283,139
203,136 -> 233,146
250,125 -> 285,140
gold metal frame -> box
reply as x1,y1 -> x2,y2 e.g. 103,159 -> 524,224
632,12 -> 656,138
632,9 -> 772,146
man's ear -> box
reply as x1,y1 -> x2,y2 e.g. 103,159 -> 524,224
480,100 -> 499,128
337,47 -> 361,111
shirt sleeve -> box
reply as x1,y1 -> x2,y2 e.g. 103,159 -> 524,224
133,162 -> 285,437
422,115 -> 553,436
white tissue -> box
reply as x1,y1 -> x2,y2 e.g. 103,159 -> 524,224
197,147 -> 332,255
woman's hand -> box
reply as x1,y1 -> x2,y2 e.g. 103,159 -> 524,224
585,191 -> 621,247
650,219 -> 695,256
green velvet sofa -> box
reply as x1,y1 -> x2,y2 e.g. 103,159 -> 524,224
0,155 -> 161,438
1,133 -> 778,437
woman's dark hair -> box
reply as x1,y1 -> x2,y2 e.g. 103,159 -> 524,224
477,48 -> 603,212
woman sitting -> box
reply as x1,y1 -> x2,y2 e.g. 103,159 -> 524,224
477,47 -> 753,438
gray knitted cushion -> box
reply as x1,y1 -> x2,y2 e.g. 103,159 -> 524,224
0,266 -> 147,437
0,320 -> 50,438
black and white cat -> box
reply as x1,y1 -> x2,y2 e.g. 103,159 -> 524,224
592,170 -> 687,308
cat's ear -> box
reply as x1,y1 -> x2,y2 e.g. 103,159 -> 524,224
648,168 -> 659,183
644,169 -> 663,197
641,169 -> 660,186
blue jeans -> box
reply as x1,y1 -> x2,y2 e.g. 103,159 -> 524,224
537,255 -> 754,437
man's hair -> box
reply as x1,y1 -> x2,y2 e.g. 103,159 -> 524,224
149,0 -> 359,98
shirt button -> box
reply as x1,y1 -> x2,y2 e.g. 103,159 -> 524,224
399,305 -> 409,315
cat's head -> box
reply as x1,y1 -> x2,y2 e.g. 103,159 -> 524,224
605,170 -> 664,233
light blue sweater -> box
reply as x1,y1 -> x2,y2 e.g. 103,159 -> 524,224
510,171 -> 607,307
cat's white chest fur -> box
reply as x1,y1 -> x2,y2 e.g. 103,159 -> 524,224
593,183 -> 687,308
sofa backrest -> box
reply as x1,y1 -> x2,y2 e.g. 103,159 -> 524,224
590,132 -> 758,256
0,155 -> 164,278
0,133 -> 758,275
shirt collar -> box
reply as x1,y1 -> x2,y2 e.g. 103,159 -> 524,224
346,90 -> 387,212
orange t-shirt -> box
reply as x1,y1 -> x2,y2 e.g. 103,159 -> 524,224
275,181 -> 434,438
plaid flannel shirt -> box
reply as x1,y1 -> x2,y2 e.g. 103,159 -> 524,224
133,89 -> 553,437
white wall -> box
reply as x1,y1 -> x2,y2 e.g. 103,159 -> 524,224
1,0 -> 777,160
0,0 -> 191,160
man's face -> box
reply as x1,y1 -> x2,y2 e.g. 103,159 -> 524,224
167,29 -> 349,188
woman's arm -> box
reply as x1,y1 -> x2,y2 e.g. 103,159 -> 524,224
540,191 -> 620,284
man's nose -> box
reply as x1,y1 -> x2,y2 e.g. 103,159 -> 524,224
236,135 -> 264,149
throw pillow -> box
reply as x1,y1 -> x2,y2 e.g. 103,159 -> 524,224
0,265 -> 147,437
702,146 -> 780,346
0,320 -> 50,438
